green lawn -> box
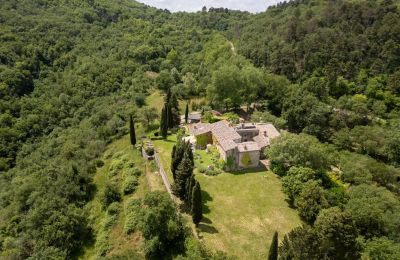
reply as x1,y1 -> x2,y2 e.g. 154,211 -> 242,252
152,136 -> 302,259
196,171 -> 301,259
150,133 -> 177,183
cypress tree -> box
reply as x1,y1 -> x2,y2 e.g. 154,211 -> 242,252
185,175 -> 195,206
160,107 -> 168,138
191,180 -> 202,226
167,103 -> 173,129
171,145 -> 177,180
172,151 -> 193,199
268,231 -> 278,260
185,103 -> 189,123
129,115 -> 136,145
185,141 -> 194,167
171,140 -> 185,179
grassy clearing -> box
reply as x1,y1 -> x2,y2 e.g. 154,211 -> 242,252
196,171 -> 301,259
80,134 -> 166,259
152,136 -> 302,259
150,134 -> 177,183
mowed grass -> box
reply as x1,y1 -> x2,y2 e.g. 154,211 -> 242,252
196,171 -> 301,259
152,136 -> 302,259
151,134 -> 177,183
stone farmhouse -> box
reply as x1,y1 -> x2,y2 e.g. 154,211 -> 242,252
188,120 -> 280,170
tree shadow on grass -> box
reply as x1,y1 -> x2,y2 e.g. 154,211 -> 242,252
202,216 -> 212,224
201,189 -> 213,214
198,223 -> 218,235
227,167 -> 269,176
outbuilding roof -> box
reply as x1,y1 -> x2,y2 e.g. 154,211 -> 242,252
237,142 -> 260,152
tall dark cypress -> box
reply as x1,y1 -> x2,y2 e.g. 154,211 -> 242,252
172,151 -> 193,199
160,107 -> 168,138
129,115 -> 136,145
268,231 -> 278,260
185,175 -> 195,206
171,140 -> 185,179
185,141 -> 194,167
171,145 -> 177,180
185,102 -> 189,123
167,103 -> 173,129
191,180 -> 202,226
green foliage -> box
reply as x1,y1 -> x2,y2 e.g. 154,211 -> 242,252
267,133 -> 335,175
267,231 -> 278,260
123,175 -> 139,195
203,111 -> 218,123
160,106 -> 168,138
129,115 -> 136,145
185,103 -> 189,123
281,167 -> 316,205
361,237 -> 400,260
296,180 -> 329,224
173,147 -> 194,200
101,183 -> 121,209
224,112 -> 240,124
124,192 -> 187,259
345,184 -> 400,240
191,180 -> 203,225
140,106 -> 158,130
314,207 -> 361,259
251,111 -> 287,130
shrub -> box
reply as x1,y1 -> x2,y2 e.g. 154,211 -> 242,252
197,165 -> 206,173
101,183 -> 121,208
205,168 -> 219,176
123,175 -> 139,195
108,159 -> 123,177
146,147 -> 154,156
107,202 -> 120,216
96,159 -> 105,167
95,232 -> 110,257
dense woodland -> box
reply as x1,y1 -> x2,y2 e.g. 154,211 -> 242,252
0,0 -> 400,259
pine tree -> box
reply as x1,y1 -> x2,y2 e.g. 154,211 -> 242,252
191,180 -> 202,226
160,106 -> 168,138
172,151 -> 193,199
268,231 -> 278,260
185,103 -> 189,124
129,115 -> 136,145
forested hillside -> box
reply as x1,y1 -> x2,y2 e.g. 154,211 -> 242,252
1,0 -> 400,259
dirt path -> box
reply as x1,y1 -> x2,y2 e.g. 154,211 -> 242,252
229,41 -> 237,55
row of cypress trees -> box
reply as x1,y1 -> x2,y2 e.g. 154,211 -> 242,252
171,139 -> 202,225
